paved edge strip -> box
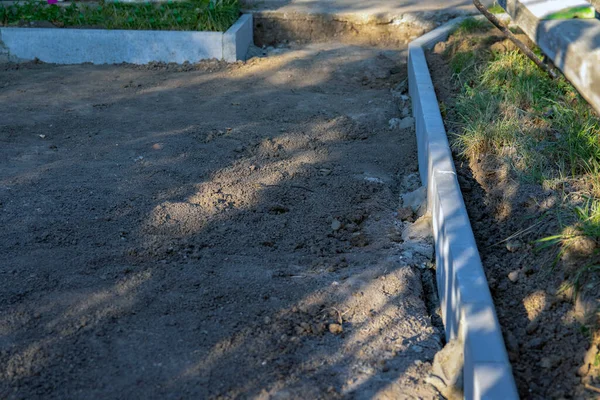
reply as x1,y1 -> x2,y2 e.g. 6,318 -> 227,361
0,14 -> 253,64
408,18 -> 520,400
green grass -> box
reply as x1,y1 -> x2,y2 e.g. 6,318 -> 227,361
0,0 -> 240,32
446,28 -> 600,310
488,3 -> 505,14
449,45 -> 600,194
453,17 -> 490,36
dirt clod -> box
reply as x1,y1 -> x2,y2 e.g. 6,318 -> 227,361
328,323 -> 343,335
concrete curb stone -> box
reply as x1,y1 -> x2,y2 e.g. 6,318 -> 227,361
408,17 -> 519,400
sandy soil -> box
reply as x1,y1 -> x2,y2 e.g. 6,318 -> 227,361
0,44 -> 443,399
427,34 -> 600,399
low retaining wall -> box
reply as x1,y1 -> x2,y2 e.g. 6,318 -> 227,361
408,18 -> 519,399
0,14 -> 253,64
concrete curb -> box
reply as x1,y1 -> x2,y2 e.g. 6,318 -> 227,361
0,14 -> 253,64
223,14 -> 253,62
408,18 -> 519,399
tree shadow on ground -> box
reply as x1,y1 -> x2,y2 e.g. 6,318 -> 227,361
0,44 -> 444,399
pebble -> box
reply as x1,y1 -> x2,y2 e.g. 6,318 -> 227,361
525,337 -> 545,349
411,345 -> 423,353
398,117 -> 415,130
397,206 -> 414,221
331,219 -> 342,231
350,232 -> 369,247
328,323 -> 343,335
506,240 -> 522,252
508,270 -> 520,283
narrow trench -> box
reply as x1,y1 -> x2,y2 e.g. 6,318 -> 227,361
421,264 -> 446,342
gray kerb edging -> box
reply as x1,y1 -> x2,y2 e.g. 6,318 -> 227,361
0,14 -> 253,64
408,18 -> 519,399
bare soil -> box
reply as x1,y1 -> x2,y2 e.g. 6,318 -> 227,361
427,32 -> 600,399
0,44 -> 443,399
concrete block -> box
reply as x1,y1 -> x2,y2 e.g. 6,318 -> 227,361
0,28 -> 223,64
0,15 -> 253,65
223,13 -> 254,62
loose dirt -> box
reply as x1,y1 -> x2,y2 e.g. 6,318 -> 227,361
0,44 -> 443,399
427,31 -> 600,399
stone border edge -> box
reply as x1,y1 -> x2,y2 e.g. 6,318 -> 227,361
0,14 -> 253,65
223,13 -> 253,62
408,17 -> 520,400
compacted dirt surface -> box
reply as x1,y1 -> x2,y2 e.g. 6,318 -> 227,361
0,44 -> 444,399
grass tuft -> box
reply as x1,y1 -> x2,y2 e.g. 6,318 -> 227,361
453,17 -> 490,36
450,45 -> 600,195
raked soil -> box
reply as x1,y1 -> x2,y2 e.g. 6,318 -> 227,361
0,44 -> 443,399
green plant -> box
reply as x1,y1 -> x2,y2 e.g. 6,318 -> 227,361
488,3 -> 505,14
449,43 -> 600,193
0,0 -> 240,32
453,17 -> 490,36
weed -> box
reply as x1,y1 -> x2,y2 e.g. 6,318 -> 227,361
488,3 -> 505,14
453,17 -> 490,36
0,0 -> 240,32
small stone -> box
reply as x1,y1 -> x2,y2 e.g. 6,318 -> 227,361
263,316 -> 271,324
412,345 -> 423,353
525,319 -> 539,335
508,270 -> 520,283
397,206 -> 414,221
402,215 -> 432,241
234,145 -> 244,153
398,117 -> 415,130
525,337 -> 545,349
328,323 -> 343,335
389,118 -> 402,130
506,240 -> 522,252
331,219 -> 342,231
401,186 -> 427,213
540,356 -> 559,369
350,232 -> 369,247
